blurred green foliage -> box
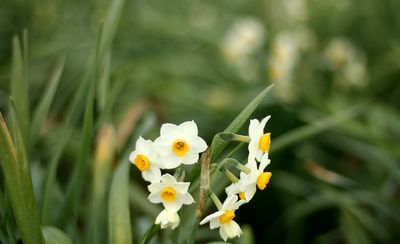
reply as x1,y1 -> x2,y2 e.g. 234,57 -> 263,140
1,0 -> 400,243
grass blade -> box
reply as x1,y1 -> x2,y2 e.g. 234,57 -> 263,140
108,162 -> 132,244
209,84 -> 274,162
10,35 -> 30,145
0,113 -> 44,244
30,57 -> 65,147
42,226 -> 73,244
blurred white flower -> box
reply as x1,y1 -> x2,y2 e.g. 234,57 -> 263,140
129,137 -> 161,183
154,121 -> 207,169
248,116 -> 271,162
268,32 -> 299,101
148,174 -> 194,212
155,208 -> 180,230
324,38 -> 368,88
221,17 -> 266,62
200,195 -> 245,241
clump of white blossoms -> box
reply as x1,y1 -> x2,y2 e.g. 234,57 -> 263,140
129,114 -> 274,242
129,120 -> 206,230
200,115 -> 273,241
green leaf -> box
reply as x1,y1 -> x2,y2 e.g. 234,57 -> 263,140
30,57 -> 65,147
340,210 -> 372,244
139,224 -> 160,244
108,162 -> 132,244
0,113 -> 44,244
270,103 -> 365,153
209,84 -> 274,162
42,226 -> 73,244
10,34 -> 30,146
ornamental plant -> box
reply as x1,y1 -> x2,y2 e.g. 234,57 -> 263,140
129,85 -> 275,242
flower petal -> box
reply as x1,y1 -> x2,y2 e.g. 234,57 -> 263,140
179,121 -> 198,137
142,167 -> 161,183
181,192 -> 195,205
189,136 -> 208,153
160,123 -> 179,137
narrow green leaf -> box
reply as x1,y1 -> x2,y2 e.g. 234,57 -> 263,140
139,224 -> 160,244
108,162 -> 132,244
0,113 -> 44,244
340,210 -> 372,244
209,84 -> 274,162
30,57 -> 65,146
57,78 -> 95,226
97,52 -> 111,112
270,103 -> 365,153
42,226 -> 73,244
10,35 -> 30,145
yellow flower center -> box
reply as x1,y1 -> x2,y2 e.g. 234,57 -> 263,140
134,154 -> 151,172
160,187 -> 177,202
258,133 -> 271,152
238,192 -> 246,200
219,210 -> 235,224
172,139 -> 190,156
257,172 -> 272,190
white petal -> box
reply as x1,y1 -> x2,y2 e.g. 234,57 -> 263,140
154,137 -> 172,155
179,121 -> 198,137
181,152 -> 199,165
243,185 -> 257,202
142,167 -> 161,183
148,182 -> 164,193
161,174 -> 177,184
148,192 -> 162,204
159,154 -> 181,169
189,136 -> 207,153
210,218 -> 221,229
129,150 -> 137,163
259,153 -> 271,170
232,199 -> 246,211
173,182 -> 190,194
259,116 -> 271,131
160,123 -> 179,137
221,195 -> 238,210
219,227 -> 228,241
199,211 -> 224,225
163,200 -> 182,212
248,119 -> 260,138
181,192 -> 195,205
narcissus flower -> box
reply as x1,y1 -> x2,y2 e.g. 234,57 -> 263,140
248,116 -> 271,161
155,209 -> 180,229
148,174 -> 194,212
154,121 -> 207,169
129,137 -> 161,183
226,153 -> 272,202
200,195 -> 245,241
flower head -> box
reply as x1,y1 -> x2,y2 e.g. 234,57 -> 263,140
227,154 -> 272,201
155,209 -> 180,229
200,195 -> 245,241
129,137 -> 161,183
148,174 -> 194,212
154,121 -> 207,169
248,116 -> 271,162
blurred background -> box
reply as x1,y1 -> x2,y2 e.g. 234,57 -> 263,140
1,0 -> 400,243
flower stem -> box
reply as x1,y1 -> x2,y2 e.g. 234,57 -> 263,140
209,190 -> 223,210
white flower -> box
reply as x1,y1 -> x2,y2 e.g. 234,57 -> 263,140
154,121 -> 207,169
226,154 -> 272,202
221,17 -> 266,62
148,174 -> 195,212
200,195 -> 245,241
248,116 -> 271,161
129,137 -> 161,183
155,209 -> 180,229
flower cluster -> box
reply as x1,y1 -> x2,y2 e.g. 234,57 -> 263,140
200,116 -> 273,241
129,121 -> 207,229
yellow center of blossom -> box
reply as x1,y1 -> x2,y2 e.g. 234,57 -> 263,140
160,187 -> 177,202
134,154 -> 151,172
258,133 -> 271,152
219,210 -> 235,224
257,172 -> 272,190
172,139 -> 190,156
238,192 -> 246,200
